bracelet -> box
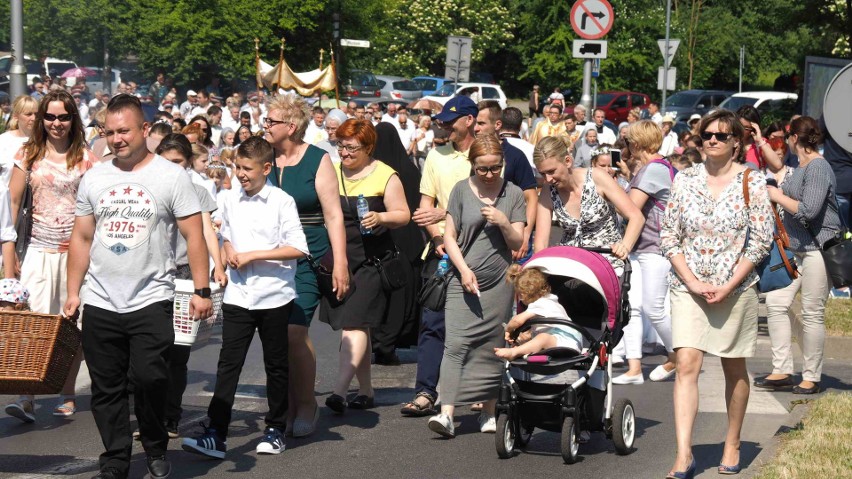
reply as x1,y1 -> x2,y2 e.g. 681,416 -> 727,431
757,139 -> 768,148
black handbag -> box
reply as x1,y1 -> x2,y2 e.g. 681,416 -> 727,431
306,249 -> 356,307
417,180 -> 507,310
339,164 -> 406,292
806,195 -> 852,288
14,167 -> 33,262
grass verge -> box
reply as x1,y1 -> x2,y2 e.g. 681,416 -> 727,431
825,298 -> 852,337
753,392 -> 852,479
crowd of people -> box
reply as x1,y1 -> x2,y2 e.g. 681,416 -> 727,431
0,78 -> 849,479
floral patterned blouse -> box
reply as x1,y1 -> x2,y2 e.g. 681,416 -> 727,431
660,164 -> 773,294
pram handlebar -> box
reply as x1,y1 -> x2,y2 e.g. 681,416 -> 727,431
509,317 -> 600,344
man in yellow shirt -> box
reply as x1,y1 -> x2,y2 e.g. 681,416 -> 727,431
401,95 -> 477,417
529,104 -> 567,145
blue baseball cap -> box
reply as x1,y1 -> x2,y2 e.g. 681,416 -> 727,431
434,95 -> 478,122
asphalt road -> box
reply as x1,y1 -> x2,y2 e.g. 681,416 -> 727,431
4,307 -> 849,479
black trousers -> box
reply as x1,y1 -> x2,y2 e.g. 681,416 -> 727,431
82,300 -> 174,475
165,344 -> 192,423
207,302 -> 292,439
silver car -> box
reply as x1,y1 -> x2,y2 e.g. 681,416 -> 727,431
375,75 -> 422,103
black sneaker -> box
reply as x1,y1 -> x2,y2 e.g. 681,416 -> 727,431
182,424 -> 226,459
165,419 -> 179,439
91,467 -> 124,479
146,456 -> 171,479
255,427 -> 285,455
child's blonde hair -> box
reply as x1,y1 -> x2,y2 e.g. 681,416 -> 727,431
206,160 -> 227,180
219,148 -> 236,166
506,264 -> 550,304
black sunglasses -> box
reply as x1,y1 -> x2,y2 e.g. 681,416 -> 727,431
700,131 -> 734,142
43,113 -> 74,122
475,164 -> 503,175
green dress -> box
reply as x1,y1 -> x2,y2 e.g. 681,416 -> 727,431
269,144 -> 328,326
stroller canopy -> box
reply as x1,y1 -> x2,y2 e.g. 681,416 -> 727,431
524,246 -> 621,331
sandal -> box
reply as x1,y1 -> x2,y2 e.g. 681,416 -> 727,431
400,392 -> 436,417
53,403 -> 77,417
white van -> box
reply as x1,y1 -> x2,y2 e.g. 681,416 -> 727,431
0,55 -> 79,87
422,82 -> 508,110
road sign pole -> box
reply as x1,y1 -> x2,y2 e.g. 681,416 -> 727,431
10,0 -> 26,98
581,59 -> 592,113
661,0 -> 672,114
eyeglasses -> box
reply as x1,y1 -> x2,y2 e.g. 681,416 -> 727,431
336,144 -> 363,153
700,131 -> 734,142
43,113 -> 74,122
264,117 -> 289,128
437,118 -> 459,130
474,164 -> 504,175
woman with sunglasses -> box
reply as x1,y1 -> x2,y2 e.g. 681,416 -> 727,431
426,134 -> 526,438
660,109 -> 774,478
263,95 -> 349,437
5,90 -> 97,423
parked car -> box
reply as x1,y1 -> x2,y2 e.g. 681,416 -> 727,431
375,75 -> 422,103
422,82 -> 508,109
664,89 -> 734,122
340,69 -> 381,101
718,91 -> 799,120
412,76 -> 451,96
0,55 -> 79,88
83,67 -> 123,94
595,91 -> 650,124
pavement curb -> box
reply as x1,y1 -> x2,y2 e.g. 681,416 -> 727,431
745,399 -> 810,478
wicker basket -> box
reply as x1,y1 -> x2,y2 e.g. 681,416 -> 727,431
173,280 -> 225,347
0,311 -> 81,395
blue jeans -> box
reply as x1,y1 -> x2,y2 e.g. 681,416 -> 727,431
415,307 -> 445,398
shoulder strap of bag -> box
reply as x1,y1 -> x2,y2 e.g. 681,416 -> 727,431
741,169 -> 752,254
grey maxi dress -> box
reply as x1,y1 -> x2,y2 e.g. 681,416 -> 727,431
438,179 -> 527,405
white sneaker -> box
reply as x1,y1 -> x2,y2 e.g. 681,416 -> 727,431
5,401 -> 35,423
256,427 -> 285,455
427,413 -> 455,438
649,364 -> 677,382
612,373 -> 644,385
478,413 -> 496,433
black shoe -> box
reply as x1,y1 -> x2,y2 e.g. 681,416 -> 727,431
753,375 -> 794,389
147,455 -> 171,479
165,419 -> 179,439
91,467 -> 125,479
374,352 -> 401,366
325,394 -> 347,414
348,395 -> 375,410
792,382 -> 820,395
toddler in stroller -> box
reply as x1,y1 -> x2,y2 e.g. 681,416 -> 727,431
495,264 -> 583,361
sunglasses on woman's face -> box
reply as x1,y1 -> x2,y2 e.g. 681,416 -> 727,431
44,113 -> 74,122
475,164 -> 503,175
700,131 -> 733,142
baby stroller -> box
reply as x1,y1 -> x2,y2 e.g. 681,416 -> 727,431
495,246 -> 636,463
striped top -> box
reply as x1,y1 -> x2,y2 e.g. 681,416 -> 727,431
780,157 -> 842,251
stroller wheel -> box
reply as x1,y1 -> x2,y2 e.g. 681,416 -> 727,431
495,414 -> 515,459
560,416 -> 580,464
612,398 -> 636,454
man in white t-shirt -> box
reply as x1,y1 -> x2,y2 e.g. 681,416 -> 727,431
381,103 -> 400,127
395,109 -> 417,154
189,90 -> 213,118
647,102 -> 663,125
64,94 -> 212,479
179,90 -> 198,119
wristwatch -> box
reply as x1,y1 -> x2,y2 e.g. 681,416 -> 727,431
194,287 -> 212,299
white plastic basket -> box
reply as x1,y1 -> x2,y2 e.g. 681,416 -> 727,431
173,279 -> 224,346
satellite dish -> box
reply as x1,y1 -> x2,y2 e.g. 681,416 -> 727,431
824,63 -> 852,153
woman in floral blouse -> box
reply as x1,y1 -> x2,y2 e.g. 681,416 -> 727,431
660,109 -> 773,478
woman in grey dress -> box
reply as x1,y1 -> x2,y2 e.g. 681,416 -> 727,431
427,135 -> 526,438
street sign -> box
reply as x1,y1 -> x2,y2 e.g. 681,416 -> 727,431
657,67 -> 676,90
572,40 -> 608,59
657,39 -> 680,67
570,0 -> 615,40
340,39 -> 370,48
445,36 -> 473,83
592,58 -> 601,78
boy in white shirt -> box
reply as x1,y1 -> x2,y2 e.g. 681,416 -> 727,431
182,137 -> 309,459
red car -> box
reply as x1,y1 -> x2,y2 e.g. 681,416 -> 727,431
567,91 -> 650,124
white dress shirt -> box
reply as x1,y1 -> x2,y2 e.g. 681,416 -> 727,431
219,185 -> 309,310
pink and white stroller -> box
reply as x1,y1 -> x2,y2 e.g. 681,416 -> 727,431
495,246 -> 636,463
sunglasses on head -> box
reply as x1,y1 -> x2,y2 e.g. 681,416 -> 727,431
44,113 -> 74,122
700,131 -> 734,142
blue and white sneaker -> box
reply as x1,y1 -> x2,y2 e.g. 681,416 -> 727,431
181,424 -> 226,459
255,427 -> 285,455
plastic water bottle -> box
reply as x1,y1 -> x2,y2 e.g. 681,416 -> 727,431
356,194 -> 372,235
436,254 -> 450,277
